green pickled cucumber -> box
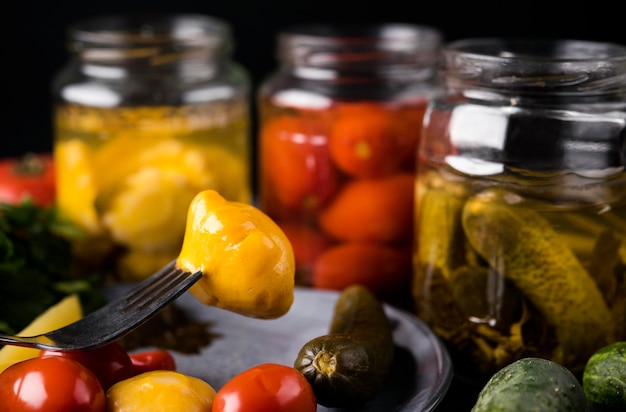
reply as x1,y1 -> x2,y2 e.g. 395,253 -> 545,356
545,210 -> 626,263
450,265 -> 523,330
416,186 -> 467,281
294,284 -> 394,408
462,188 -> 615,366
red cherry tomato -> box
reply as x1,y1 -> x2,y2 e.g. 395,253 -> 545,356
329,102 -> 422,178
260,114 -> 339,212
212,363 -> 317,412
129,349 -> 177,375
0,153 -> 56,207
0,356 -> 105,412
39,341 -> 134,390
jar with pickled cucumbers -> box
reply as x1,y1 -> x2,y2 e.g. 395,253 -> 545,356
412,38 -> 626,381
52,14 -> 251,280
257,23 -> 443,308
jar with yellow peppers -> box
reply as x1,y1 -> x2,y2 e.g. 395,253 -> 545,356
52,14 -> 252,280
413,38 -> 626,383
257,23 -> 443,308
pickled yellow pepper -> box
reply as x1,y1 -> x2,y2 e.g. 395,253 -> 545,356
176,190 -> 295,319
462,189 -> 615,365
106,370 -> 216,411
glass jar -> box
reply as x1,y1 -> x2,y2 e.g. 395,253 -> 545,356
258,23 -> 443,308
413,38 -> 626,381
52,13 -> 251,280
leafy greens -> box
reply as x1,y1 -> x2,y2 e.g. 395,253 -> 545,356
0,201 -> 106,334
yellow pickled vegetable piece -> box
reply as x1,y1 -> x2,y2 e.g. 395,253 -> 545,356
106,370 -> 216,412
199,145 -> 251,203
177,190 -> 295,319
0,295 -> 82,373
54,139 -> 103,234
462,188 -> 615,365
94,133 -> 168,190
96,138 -> 213,191
100,167 -> 198,252
96,137 -> 250,203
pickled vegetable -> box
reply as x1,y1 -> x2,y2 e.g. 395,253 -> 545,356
294,284 -> 394,407
54,103 -> 250,279
258,98 -> 428,307
176,190 -> 295,319
462,189 -> 615,366
106,370 -> 216,411
413,172 -> 626,379
415,182 -> 467,282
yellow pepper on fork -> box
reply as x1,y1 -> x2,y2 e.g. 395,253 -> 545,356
177,190 -> 295,319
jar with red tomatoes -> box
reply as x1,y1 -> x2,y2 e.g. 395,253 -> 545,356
257,23 -> 443,308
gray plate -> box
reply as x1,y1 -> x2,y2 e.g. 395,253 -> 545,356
105,285 -> 453,411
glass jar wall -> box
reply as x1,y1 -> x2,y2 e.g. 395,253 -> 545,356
412,38 -> 626,381
257,23 -> 442,308
52,14 -> 251,280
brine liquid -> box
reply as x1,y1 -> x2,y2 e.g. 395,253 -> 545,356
54,101 -> 251,280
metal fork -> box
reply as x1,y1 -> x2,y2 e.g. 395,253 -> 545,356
0,260 -> 202,351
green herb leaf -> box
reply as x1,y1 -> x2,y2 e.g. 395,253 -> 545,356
0,201 -> 105,334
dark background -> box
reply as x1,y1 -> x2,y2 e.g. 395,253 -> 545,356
4,0 -> 626,157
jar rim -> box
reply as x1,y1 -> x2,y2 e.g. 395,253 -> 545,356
441,38 -> 626,94
279,23 -> 443,51
67,13 -> 232,63
69,13 -> 230,48
276,23 -> 443,74
444,37 -> 626,62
